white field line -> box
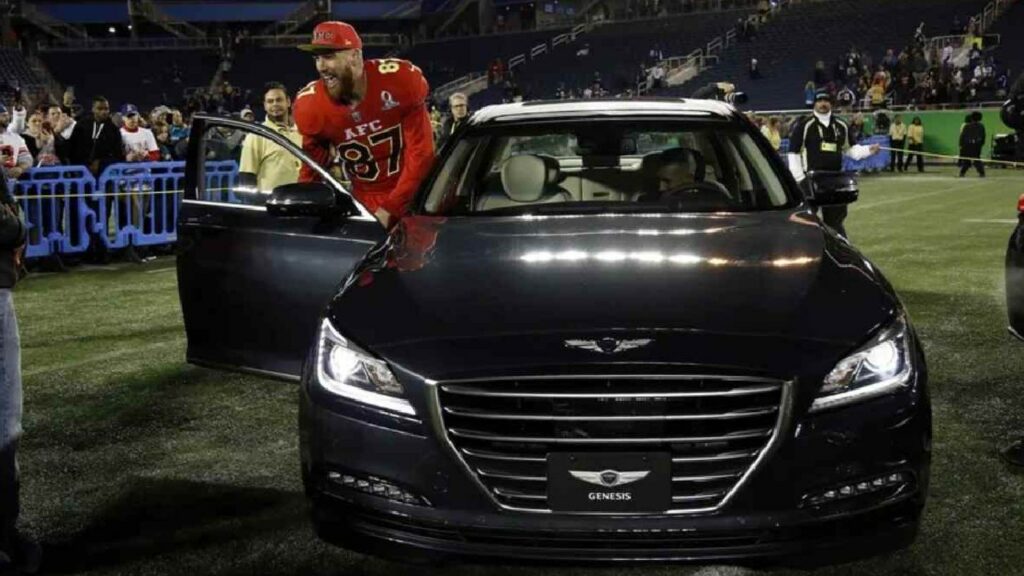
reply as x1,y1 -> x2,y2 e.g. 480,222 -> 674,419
857,181 -> 991,210
962,219 -> 1018,224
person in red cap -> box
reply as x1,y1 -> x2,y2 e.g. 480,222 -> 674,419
294,21 -> 435,228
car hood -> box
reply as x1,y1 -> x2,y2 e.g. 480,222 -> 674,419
327,211 -> 898,378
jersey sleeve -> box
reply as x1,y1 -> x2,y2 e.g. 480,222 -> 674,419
380,62 -> 435,217
293,81 -> 333,182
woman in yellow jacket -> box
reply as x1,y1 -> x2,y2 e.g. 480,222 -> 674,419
760,116 -> 782,152
904,116 -> 925,173
888,114 -> 907,172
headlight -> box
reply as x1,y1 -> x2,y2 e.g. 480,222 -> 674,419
810,314 -> 914,413
316,319 -> 416,416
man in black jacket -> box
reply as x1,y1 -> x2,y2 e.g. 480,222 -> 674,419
958,111 -> 986,177
0,170 -> 40,573
786,91 -> 880,238
67,96 -> 124,262
1006,72 -> 1024,161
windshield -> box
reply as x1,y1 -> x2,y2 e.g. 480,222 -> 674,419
423,119 -> 795,216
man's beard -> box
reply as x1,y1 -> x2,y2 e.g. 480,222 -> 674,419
268,111 -> 288,124
326,71 -> 357,104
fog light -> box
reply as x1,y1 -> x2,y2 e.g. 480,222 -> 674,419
327,471 -> 431,506
803,471 -> 911,507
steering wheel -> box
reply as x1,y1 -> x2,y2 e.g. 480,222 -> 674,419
659,180 -> 733,201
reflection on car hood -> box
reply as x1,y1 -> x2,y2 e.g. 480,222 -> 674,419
327,211 -> 898,376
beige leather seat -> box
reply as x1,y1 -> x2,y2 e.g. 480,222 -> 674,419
475,154 -> 572,211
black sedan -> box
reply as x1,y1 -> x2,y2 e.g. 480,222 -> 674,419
176,100 -> 930,567
1007,195 -> 1024,342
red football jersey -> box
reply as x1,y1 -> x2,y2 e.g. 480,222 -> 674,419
294,58 -> 435,218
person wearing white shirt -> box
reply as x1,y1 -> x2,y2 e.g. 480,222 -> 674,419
119,103 -> 160,262
0,105 -> 32,181
3,104 -> 25,137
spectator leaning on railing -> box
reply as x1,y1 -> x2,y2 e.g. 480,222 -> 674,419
68,96 -> 125,264
119,103 -> 160,263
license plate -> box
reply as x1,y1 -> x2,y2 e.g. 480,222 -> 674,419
547,452 -> 671,512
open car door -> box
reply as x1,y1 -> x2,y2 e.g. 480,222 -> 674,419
176,115 -> 386,380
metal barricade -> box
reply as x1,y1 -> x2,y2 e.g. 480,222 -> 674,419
94,162 -> 161,250
10,160 -> 243,259
843,135 -> 891,173
11,166 -> 95,259
94,161 -> 188,249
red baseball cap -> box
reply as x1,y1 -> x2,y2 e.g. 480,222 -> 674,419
298,21 -> 362,53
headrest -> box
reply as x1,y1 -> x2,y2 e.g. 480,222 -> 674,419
657,147 -> 706,182
500,154 -> 559,203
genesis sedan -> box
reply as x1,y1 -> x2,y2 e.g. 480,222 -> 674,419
176,99 -> 930,566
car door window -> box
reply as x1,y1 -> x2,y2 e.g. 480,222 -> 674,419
195,122 -> 334,206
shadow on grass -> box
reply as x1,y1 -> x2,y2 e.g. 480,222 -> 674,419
42,477 -> 308,574
26,364 -> 280,452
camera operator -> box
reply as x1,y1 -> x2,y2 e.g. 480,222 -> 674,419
1002,71 -> 1024,162
690,82 -> 748,105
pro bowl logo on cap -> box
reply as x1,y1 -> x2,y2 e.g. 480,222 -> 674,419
299,21 -> 363,52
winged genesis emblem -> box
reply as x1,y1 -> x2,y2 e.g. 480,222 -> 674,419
569,469 -> 650,488
564,337 -> 653,355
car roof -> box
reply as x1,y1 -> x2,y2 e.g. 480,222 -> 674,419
467,99 -> 740,126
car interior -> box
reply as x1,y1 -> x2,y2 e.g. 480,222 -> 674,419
425,126 -> 789,215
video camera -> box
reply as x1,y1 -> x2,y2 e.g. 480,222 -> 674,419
691,82 -> 748,106
724,91 -> 748,105
1002,93 -> 1023,131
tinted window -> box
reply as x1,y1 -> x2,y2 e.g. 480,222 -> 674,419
424,120 -> 794,216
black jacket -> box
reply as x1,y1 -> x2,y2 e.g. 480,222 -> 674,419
959,122 -> 986,156
0,170 -> 26,288
691,84 -> 725,100
67,116 -> 124,175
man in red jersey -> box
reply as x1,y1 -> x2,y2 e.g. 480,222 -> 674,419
294,21 -> 435,228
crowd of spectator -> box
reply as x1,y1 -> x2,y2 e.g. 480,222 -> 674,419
799,17 -> 1014,110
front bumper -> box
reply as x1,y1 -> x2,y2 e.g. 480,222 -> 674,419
310,489 -> 922,566
299,369 -> 930,566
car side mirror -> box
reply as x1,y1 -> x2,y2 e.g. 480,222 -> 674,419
266,181 -> 347,217
805,171 -> 859,207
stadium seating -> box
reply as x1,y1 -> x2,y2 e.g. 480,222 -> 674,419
654,0 -> 991,110
987,0 -> 1023,84
0,48 -> 45,97
399,29 -> 571,88
40,48 -> 223,109
470,11 -> 749,107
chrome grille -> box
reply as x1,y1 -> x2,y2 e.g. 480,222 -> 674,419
434,374 -> 790,513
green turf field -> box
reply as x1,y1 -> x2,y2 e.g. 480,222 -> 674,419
12,167 -> 1024,575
